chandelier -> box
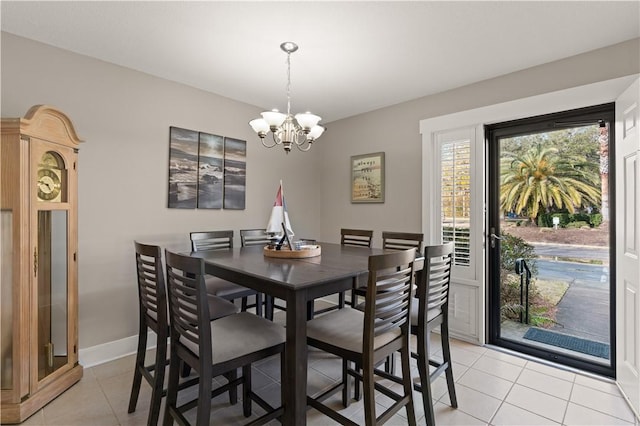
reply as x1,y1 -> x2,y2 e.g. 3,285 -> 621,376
249,42 -> 325,154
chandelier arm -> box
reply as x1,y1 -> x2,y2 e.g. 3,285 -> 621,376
261,136 -> 278,149
295,139 -> 313,152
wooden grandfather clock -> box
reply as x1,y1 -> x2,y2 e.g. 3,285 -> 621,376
1,105 -> 83,423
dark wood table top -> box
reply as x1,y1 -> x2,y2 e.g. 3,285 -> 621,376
189,242 -> 388,291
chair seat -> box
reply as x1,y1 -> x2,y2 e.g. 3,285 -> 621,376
410,302 -> 440,326
307,308 -> 401,354
181,312 -> 285,365
204,275 -> 250,297
207,294 -> 240,320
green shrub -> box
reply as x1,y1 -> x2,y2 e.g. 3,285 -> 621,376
566,221 -> 590,228
569,213 -> 590,223
590,213 -> 603,227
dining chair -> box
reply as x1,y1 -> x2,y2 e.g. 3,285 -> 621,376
311,228 -> 374,317
239,228 -> 286,322
128,242 -> 239,426
190,230 -> 263,317
411,242 -> 457,425
306,248 -> 417,426
163,250 -> 286,426
351,231 -> 423,307
350,231 -> 424,383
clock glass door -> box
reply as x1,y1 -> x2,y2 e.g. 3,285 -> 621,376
37,210 -> 68,380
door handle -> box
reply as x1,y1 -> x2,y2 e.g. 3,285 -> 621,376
489,228 -> 502,249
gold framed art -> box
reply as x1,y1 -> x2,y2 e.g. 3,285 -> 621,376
351,152 -> 385,203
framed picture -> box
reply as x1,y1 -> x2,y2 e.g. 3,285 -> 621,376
351,152 -> 385,203
223,137 -> 246,210
197,132 -> 224,209
168,127 -> 198,208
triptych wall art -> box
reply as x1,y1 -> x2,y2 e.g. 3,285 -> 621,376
168,126 -> 246,210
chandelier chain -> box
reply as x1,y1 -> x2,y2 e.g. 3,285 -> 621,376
286,52 -> 292,116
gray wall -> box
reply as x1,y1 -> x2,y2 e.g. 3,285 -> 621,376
317,38 -> 640,247
1,32 -> 322,348
2,31 -> 639,352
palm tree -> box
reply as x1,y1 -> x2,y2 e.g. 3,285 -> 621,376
599,124 -> 609,221
500,144 -> 601,222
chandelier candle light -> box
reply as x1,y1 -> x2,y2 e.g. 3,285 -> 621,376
249,42 -> 325,153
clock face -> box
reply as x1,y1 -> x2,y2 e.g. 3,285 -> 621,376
37,168 -> 62,201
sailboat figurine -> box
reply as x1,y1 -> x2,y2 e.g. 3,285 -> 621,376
263,181 -> 321,258
266,180 -> 294,248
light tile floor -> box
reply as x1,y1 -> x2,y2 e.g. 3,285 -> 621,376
19,308 -> 640,426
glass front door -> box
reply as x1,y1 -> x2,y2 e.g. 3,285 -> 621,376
487,103 -> 615,377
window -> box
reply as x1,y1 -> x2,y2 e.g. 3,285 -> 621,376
441,139 -> 471,266
429,127 -> 481,282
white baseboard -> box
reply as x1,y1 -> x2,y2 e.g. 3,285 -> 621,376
79,332 -> 157,368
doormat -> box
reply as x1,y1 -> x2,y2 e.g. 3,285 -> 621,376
523,328 -> 610,359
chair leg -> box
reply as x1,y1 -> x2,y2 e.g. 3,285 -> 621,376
196,362 -> 213,426
353,362 -> 361,401
163,347 -> 181,426
180,360 -> 191,378
255,293 -> 263,317
265,295 -> 274,321
342,359 -> 351,407
241,296 -> 248,312
441,321 -> 458,408
148,335 -> 167,426
224,369 -> 238,405
338,291 -> 345,309
384,353 -> 396,375
400,343 -> 417,426
362,357 -> 376,425
242,364 -> 252,417
417,328 -> 436,426
128,324 -> 147,414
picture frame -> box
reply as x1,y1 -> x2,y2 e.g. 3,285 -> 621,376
168,126 -> 198,209
222,137 -> 246,210
351,152 -> 385,203
197,132 -> 224,209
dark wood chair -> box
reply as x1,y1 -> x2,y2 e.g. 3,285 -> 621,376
311,228 -> 374,316
163,250 -> 286,426
190,230 -> 263,316
128,242 -> 238,426
411,242 -> 457,425
351,231 -> 423,307
350,231 -> 424,382
239,229 -> 285,321
306,249 -> 417,426
340,228 -> 374,248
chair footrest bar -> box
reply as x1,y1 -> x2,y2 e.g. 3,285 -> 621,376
307,396 -> 359,426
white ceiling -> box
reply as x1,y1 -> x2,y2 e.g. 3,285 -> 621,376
2,1 -> 639,123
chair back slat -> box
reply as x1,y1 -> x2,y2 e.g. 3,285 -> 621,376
190,230 -> 234,252
420,243 -> 454,317
240,229 -> 270,247
134,242 -> 166,327
364,248 -> 415,343
165,250 -> 212,361
382,231 -> 424,252
341,228 -> 373,248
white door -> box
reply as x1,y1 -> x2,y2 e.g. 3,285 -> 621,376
616,77 -> 640,419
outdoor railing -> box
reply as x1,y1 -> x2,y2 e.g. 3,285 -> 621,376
515,258 -> 532,324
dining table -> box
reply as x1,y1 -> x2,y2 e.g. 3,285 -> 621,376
188,242 -> 389,425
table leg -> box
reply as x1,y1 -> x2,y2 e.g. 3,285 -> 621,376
283,290 -> 308,425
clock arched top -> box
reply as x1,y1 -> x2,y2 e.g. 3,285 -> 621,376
19,105 -> 83,148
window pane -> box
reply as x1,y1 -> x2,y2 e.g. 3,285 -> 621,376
441,140 -> 471,266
